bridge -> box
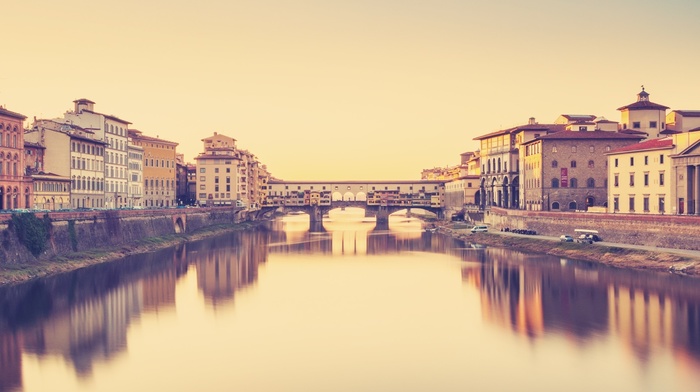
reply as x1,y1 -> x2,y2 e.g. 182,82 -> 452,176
262,180 -> 446,229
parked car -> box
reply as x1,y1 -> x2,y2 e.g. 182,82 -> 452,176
471,225 -> 488,233
559,235 -> 574,242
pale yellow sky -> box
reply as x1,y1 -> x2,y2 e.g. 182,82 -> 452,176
3,0 -> 700,180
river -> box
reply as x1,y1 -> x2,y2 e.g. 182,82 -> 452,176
1,209 -> 699,392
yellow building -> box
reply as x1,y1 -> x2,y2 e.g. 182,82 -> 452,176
128,130 -> 178,207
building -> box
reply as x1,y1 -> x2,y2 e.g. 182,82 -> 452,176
194,132 -> 240,206
127,142 -> 144,208
0,107 -> 30,210
475,118 -> 565,210
63,99 -> 130,208
128,130 -> 178,207
617,87 -> 669,140
606,137 -> 675,215
666,110 -> 700,134
175,153 -> 192,206
670,131 -> 700,215
186,163 -> 197,205
25,141 -> 70,210
26,119 -> 107,209
521,130 -> 644,211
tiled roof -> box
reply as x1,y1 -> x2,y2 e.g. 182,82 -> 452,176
674,110 -> 700,117
619,129 -> 648,135
0,107 -> 27,120
474,123 -> 564,140
534,130 -> 645,141
617,100 -> 669,111
606,137 -> 673,154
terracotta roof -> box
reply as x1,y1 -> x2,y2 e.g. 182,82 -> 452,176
619,129 -> 648,135
0,107 -> 27,120
533,130 -> 645,141
474,123 -> 564,141
130,132 -> 178,145
24,141 -> 45,149
617,100 -> 669,111
660,129 -> 681,135
561,114 -> 596,121
674,110 -> 700,117
606,137 -> 673,154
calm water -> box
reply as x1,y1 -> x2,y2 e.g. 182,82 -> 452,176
1,209 -> 699,392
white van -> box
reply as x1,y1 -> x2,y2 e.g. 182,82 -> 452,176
471,225 -> 488,233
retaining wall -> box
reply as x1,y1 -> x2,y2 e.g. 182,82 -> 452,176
484,207 -> 700,251
0,207 -> 244,264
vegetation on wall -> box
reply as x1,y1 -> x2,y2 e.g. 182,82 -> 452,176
10,213 -> 52,257
68,220 -> 78,252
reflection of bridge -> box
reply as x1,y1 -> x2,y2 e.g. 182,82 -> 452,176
262,180 -> 447,228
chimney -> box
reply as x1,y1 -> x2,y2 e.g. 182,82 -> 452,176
528,117 -> 536,125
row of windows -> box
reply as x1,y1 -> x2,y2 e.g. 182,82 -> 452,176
145,179 -> 176,189
106,123 -> 126,137
71,142 -> 103,156
613,196 -> 665,213
613,172 -> 665,187
551,145 -> 612,153
72,157 -> 103,172
0,133 -> 20,148
200,184 -> 232,192
622,121 -> 664,130
0,123 -> 19,132
198,192 -> 232,199
34,181 -> 69,193
552,160 -> 607,169
550,178 -> 600,188
107,137 -> 127,152
0,162 -> 20,176
145,158 -> 175,168
613,154 -> 665,167
0,152 -> 19,160
107,152 -> 127,165
198,166 -> 232,173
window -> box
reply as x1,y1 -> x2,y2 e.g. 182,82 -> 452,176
571,146 -> 577,153
588,160 -> 594,168
630,157 -> 634,166
644,173 -> 649,186
586,178 -> 595,188
552,146 -> 557,153
589,146 -> 594,153
660,154 -> 664,164
643,196 -> 650,212
630,173 -> 635,186
650,121 -> 657,128
629,196 -> 635,212
659,172 -> 665,186
644,156 -> 649,165
605,145 -> 611,152
200,184 -> 205,190
579,126 -> 587,131
632,121 -> 641,128
614,174 -> 619,187
614,158 -> 618,167
215,168 -> 219,173
552,160 -> 558,168
570,178 -> 578,188
200,176 -> 205,182
551,202 -> 560,210
614,197 -> 619,212
571,160 -> 577,168
551,178 -> 559,188
200,168 -> 205,173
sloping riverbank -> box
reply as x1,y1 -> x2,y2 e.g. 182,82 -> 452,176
0,222 -> 259,286
439,225 -> 700,278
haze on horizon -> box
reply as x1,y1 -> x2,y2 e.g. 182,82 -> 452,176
3,0 -> 700,181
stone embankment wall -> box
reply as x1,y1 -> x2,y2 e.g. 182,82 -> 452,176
484,207 -> 700,251
0,208 -> 246,264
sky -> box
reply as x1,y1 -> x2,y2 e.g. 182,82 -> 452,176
3,0 -> 700,180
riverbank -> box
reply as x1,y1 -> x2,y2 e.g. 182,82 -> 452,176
0,221 -> 260,286
437,223 -> 700,277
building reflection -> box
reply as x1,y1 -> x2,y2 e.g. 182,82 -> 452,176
461,248 -> 700,365
0,331 -> 22,392
192,230 -> 267,308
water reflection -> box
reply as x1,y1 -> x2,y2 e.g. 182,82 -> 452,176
0,215 -> 699,391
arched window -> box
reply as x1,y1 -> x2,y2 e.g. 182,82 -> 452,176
569,201 -> 577,210
587,178 -> 595,188
588,160 -> 595,168
570,178 -> 578,188
571,160 -> 577,168
552,160 -> 558,168
551,201 -> 560,210
551,178 -> 559,188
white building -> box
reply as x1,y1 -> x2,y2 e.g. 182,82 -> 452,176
127,143 -> 144,208
63,99 -> 130,208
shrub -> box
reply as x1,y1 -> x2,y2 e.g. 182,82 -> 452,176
11,213 -> 51,257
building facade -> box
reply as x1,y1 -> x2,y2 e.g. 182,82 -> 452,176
64,99 -> 130,208
129,130 -> 177,207
195,133 -> 240,206
127,142 -> 144,208
617,87 -> 669,140
0,107 -> 30,210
